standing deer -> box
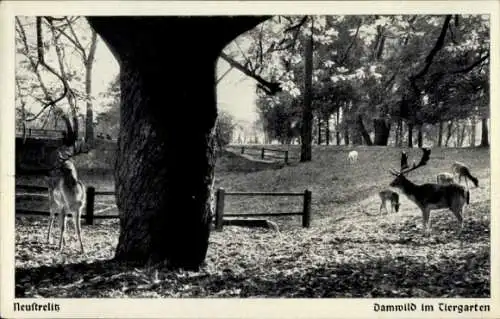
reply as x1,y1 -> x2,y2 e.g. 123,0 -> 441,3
378,189 -> 400,214
46,159 -> 86,253
436,172 -> 455,185
451,161 -> 479,190
348,150 -> 358,163
389,148 -> 470,235
17,108 -> 91,253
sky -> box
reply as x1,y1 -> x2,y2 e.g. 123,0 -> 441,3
91,36 -> 260,124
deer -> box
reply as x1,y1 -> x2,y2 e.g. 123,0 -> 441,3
436,172 -> 455,185
348,150 -> 358,163
17,108 -> 92,253
451,161 -> 479,190
378,189 -> 400,214
388,148 -> 470,235
46,158 -> 86,253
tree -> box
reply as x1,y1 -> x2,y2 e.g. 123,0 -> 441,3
215,110 -> 235,152
87,16 -> 269,270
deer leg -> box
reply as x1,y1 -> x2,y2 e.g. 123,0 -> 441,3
75,205 -> 85,254
47,193 -> 55,244
379,201 -> 385,215
58,209 -> 67,252
421,208 -> 431,235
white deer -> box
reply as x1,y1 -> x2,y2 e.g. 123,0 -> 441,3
348,150 -> 358,164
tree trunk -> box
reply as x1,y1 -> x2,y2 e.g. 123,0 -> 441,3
325,116 -> 330,145
301,18 -> 313,162
373,118 -> 391,146
344,124 -> 349,145
445,120 -> 454,147
87,16 -> 267,270
437,121 -> 443,147
317,116 -> 322,145
480,117 -> 489,147
336,110 -> 341,145
407,123 -> 413,148
470,115 -> 476,147
85,30 -> 98,145
357,115 -> 372,145
417,125 -> 423,148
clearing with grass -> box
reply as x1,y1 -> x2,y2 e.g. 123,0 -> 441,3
15,146 -> 490,298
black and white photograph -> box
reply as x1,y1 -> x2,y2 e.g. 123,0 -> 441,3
1,1 -> 499,318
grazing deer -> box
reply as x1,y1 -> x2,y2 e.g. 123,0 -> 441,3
378,189 -> 400,214
348,150 -> 358,163
451,161 -> 479,190
389,148 -> 470,235
17,108 -> 91,253
47,159 -> 86,253
436,172 -> 455,185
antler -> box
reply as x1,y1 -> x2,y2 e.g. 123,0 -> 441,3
389,147 -> 431,176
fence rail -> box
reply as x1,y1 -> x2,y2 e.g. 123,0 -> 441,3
239,146 -> 293,164
16,184 -> 117,225
214,187 -> 312,231
16,185 -> 313,231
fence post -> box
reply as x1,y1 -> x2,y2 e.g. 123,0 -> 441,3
284,151 -> 289,164
302,189 -> 312,228
241,146 -> 245,154
261,148 -> 265,159
85,186 -> 95,225
215,188 -> 225,231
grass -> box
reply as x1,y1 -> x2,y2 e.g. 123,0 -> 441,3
15,146 -> 491,298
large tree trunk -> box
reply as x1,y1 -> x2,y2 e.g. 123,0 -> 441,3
301,19 -> 313,162
87,16 -> 268,269
373,118 -> 391,146
480,117 -> 489,147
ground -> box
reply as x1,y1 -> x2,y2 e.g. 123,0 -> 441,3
15,146 -> 490,298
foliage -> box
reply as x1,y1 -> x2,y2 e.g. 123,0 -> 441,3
16,146 -> 490,297
95,76 -> 120,138
215,110 -> 236,152
224,15 -> 489,145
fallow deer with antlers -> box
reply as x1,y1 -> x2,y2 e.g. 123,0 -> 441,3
388,148 -> 470,235
17,108 -> 92,253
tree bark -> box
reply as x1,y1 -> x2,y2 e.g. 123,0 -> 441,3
417,125 -> 423,148
317,116 -> 322,145
87,16 -> 268,269
445,120 -> 454,147
336,110 -> 341,145
301,18 -> 313,162
85,30 -> 98,145
407,123 -> 413,148
325,115 -> 330,145
437,121 -> 443,147
480,117 -> 489,147
356,114 -> 372,145
470,115 -> 476,147
373,118 -> 391,146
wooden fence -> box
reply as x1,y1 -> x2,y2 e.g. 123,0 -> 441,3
15,128 -> 65,139
16,185 -> 313,230
240,146 -> 292,164
213,187 -> 312,231
15,184 -> 116,225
